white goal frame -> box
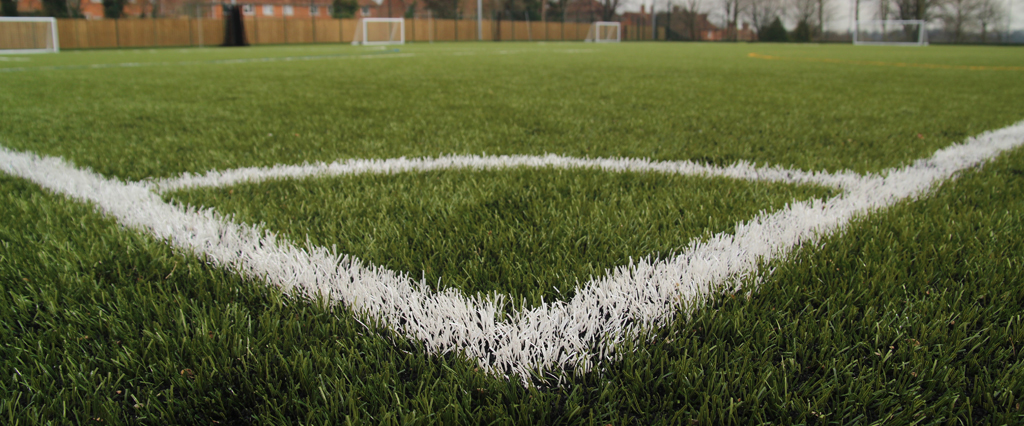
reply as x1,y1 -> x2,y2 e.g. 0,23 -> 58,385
0,17 -> 60,54
584,21 -> 621,43
853,20 -> 928,46
351,18 -> 405,46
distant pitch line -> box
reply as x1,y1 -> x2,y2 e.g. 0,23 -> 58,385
748,52 -> 1024,71
2,121 -> 1023,384
0,49 -> 406,73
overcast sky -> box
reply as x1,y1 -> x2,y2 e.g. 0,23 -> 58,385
624,0 -> 1024,33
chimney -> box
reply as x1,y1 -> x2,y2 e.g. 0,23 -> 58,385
742,22 -> 749,30
640,5 -> 645,13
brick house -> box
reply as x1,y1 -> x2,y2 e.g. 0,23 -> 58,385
622,5 -> 756,41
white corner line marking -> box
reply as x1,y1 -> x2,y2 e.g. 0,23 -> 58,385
150,154 -> 864,194
2,120 -> 1023,383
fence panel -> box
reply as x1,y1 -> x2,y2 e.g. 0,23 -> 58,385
573,22 -> 590,40
285,19 -> 314,44
542,21 -> 557,41
315,19 -> 342,43
156,19 -> 192,46
457,19 -> 475,41
0,21 -> 46,50
194,18 -> 225,46
243,18 -> 257,44
340,18 -> 357,43
116,19 -> 153,47
480,20 -> 493,41
83,20 -> 118,48
55,20 -> 80,49
254,17 -> 286,44
528,22 -> 544,41
54,17 -> 613,49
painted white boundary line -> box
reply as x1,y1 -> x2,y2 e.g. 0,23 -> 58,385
151,154 -> 865,194
2,120 -> 1023,383
0,50 -> 412,73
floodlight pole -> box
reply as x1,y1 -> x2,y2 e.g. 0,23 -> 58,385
478,0 -> 483,40
652,3 -> 657,40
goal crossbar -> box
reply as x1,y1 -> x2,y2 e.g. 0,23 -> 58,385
853,20 -> 928,46
0,17 -> 60,54
351,18 -> 405,46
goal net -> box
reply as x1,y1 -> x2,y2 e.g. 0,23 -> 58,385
584,21 -> 621,43
853,20 -> 928,46
352,18 -> 405,46
0,17 -> 60,54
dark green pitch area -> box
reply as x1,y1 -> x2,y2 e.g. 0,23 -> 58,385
2,136 -> 1021,425
1,43 -> 1023,180
168,168 -> 834,311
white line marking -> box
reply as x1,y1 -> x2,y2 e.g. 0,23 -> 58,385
0,50 -> 409,73
151,155 -> 863,194
2,120 -> 1022,383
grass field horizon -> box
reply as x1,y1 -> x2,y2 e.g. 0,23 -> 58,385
2,42 -> 1023,424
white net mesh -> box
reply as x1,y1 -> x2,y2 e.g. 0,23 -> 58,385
352,19 -> 405,45
0,18 -> 58,54
585,22 -> 621,43
854,20 -> 928,45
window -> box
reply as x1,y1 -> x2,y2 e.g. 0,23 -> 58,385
263,4 -> 274,16
242,4 -> 254,15
283,5 -> 293,16
361,6 -> 370,16
310,5 -> 319,16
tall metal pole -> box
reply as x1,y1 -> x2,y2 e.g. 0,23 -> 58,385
652,2 -> 656,40
478,0 -> 483,40
197,4 -> 204,47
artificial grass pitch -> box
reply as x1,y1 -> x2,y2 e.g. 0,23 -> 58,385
167,168 -> 835,310
2,43 -> 1023,181
2,40 -> 1024,424
2,137 -> 1022,425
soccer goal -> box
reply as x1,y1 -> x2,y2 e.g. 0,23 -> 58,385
853,20 -> 928,46
0,17 -> 60,54
352,18 -> 405,46
584,21 -> 621,43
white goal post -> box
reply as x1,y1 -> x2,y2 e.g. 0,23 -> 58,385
584,21 -> 621,43
351,18 -> 405,46
0,17 -> 60,54
853,20 -> 928,46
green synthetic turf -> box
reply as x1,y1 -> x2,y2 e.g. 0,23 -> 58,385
2,42 -> 1024,423
168,168 -> 834,310
2,128 -> 1021,425
1,43 -> 1023,180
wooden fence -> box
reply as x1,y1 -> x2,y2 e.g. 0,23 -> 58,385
55,18 -> 612,49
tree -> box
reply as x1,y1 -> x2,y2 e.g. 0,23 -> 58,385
424,0 -> 460,18
545,0 -> 566,21
748,0 -> 785,36
42,0 -> 79,17
938,0 -> 981,41
760,15 -> 788,40
790,0 -> 816,37
722,0 -> 742,40
816,0 -> 830,37
792,17 -> 811,40
598,0 -> 622,21
679,0 -> 705,40
975,0 -> 1003,42
332,0 -> 357,18
892,0 -> 936,20
102,0 -> 126,18
1,0 -> 17,16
